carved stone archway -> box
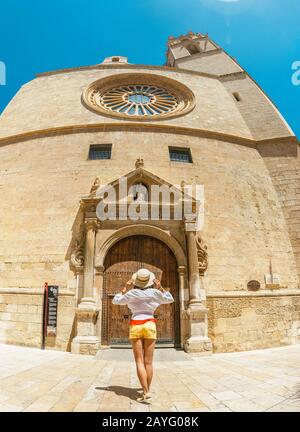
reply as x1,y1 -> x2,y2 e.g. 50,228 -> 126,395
70,163 -> 212,355
94,224 -> 188,349
95,224 -> 187,269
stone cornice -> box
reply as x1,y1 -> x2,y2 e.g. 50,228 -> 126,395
0,123 -> 298,148
35,63 -> 219,80
0,287 -> 75,296
207,289 -> 300,298
1,287 -> 298,297
219,71 -> 247,82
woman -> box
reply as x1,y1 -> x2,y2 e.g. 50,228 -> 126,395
112,268 -> 174,403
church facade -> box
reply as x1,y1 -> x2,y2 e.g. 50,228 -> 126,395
0,32 -> 300,355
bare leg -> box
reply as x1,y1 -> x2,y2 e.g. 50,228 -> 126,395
131,338 -> 148,394
143,339 -> 156,392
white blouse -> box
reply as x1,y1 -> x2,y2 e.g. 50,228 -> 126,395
112,288 -> 174,320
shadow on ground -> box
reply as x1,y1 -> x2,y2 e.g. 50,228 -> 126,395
290,384 -> 300,403
95,385 -> 141,401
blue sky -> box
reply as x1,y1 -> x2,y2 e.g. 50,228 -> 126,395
0,0 -> 299,137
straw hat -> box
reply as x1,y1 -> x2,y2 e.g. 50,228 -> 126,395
132,268 -> 155,288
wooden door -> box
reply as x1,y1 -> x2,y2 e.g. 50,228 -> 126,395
102,235 -> 180,346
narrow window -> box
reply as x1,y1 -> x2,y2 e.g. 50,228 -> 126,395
233,92 -> 241,102
88,144 -> 112,160
169,147 -> 193,163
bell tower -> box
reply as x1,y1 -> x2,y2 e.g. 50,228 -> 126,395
166,31 -> 294,140
166,31 -> 243,76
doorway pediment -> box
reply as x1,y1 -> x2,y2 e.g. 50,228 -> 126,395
80,159 -> 200,222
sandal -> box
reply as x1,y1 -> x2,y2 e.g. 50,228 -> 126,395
137,392 -> 152,403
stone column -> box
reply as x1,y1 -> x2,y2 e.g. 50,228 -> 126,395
178,265 -> 188,350
183,219 -> 212,354
186,231 -> 202,302
71,219 -> 100,355
81,220 -> 98,308
177,266 -> 186,313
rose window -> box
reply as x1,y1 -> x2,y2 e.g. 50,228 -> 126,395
83,74 -> 196,120
98,85 -> 179,117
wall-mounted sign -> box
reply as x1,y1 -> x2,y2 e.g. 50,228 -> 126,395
42,283 -> 59,347
47,285 -> 59,336
264,273 -> 280,288
247,280 -> 261,291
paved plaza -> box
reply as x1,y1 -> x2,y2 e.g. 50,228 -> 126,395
0,343 -> 299,412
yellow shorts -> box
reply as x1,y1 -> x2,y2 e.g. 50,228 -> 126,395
129,320 -> 157,340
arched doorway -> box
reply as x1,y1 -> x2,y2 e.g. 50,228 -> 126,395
101,235 -> 180,347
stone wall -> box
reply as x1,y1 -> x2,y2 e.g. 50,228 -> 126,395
0,130 -> 298,351
223,75 -> 294,141
0,131 -> 297,296
0,290 -> 76,351
259,142 -> 300,281
0,291 -> 43,348
207,294 -> 300,353
0,66 -> 252,140
176,50 -> 243,76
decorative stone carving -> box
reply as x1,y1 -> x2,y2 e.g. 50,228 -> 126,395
70,236 -> 85,272
82,73 -> 196,121
90,177 -> 101,196
98,84 -> 179,117
84,218 -> 100,232
195,233 -> 208,276
135,158 -> 144,169
70,219 -> 100,273
131,182 -> 148,202
76,307 -> 98,323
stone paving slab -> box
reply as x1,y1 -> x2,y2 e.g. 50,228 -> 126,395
0,343 -> 299,412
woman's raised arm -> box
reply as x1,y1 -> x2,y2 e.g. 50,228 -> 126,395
112,279 -> 134,305
152,279 -> 174,304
